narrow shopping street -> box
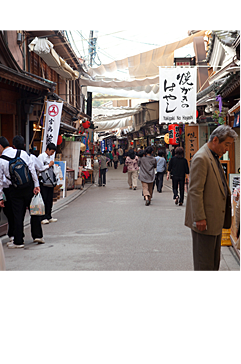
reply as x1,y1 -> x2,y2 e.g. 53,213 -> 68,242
3,163 -> 240,271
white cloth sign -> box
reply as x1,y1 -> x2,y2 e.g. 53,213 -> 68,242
159,67 -> 197,124
42,101 -> 63,152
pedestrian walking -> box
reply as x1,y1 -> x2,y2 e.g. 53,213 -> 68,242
107,151 -> 113,167
98,151 -> 110,187
138,146 -> 157,206
155,150 -> 167,193
125,148 -> 139,190
0,136 -> 40,248
185,125 -> 238,271
118,146 -> 124,165
112,148 -> 119,169
38,142 -> 57,225
11,135 -> 45,244
167,147 -> 189,206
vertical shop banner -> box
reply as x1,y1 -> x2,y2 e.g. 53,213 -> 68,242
159,67 -> 197,124
106,139 -> 112,152
101,140 -> 105,153
42,101 -> 63,152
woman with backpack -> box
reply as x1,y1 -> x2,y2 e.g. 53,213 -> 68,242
112,149 -> 119,169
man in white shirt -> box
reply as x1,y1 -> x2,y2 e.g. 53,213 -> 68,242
118,146 -> 124,165
0,136 -> 40,248
38,143 -> 57,224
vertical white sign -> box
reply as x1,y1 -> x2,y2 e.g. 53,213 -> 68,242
42,101 -> 63,152
159,67 -> 197,124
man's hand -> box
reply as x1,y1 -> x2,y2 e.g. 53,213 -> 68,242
33,187 -> 40,195
195,220 -> 207,232
49,161 -> 54,167
0,200 -> 5,208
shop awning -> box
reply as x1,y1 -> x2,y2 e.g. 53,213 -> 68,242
228,100 -> 240,115
60,121 -> 77,133
87,31 -> 207,79
29,37 -> 79,80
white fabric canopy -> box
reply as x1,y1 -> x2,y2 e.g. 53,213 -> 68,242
93,105 -> 141,122
88,86 -> 159,100
87,31 -> 206,79
29,37 -> 79,80
94,116 -> 133,132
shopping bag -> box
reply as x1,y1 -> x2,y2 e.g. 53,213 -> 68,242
123,165 -> 128,173
0,241 -> 6,271
30,193 -> 45,216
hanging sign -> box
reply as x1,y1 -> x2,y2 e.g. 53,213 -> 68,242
101,140 -> 105,153
42,101 -> 63,152
159,67 -> 197,124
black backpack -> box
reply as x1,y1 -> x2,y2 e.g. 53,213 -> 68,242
0,150 -> 32,188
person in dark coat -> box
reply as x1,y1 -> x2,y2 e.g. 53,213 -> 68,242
167,147 -> 189,206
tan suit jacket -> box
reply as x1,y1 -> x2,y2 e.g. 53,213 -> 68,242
185,143 -> 231,236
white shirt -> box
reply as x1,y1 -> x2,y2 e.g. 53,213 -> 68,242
38,152 -> 54,171
0,147 -> 39,199
30,154 -> 46,173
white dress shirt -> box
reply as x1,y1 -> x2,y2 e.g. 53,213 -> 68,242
38,152 -> 54,171
0,147 -> 39,200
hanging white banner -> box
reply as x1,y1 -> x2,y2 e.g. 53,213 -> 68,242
42,101 -> 63,152
159,67 -> 197,124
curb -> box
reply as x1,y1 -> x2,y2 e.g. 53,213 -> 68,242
1,180 -> 95,246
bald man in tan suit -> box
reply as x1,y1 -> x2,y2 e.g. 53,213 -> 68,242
185,125 -> 238,270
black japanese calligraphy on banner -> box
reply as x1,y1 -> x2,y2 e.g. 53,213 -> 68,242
42,101 -> 63,152
159,67 -> 197,124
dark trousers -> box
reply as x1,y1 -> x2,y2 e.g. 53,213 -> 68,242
40,184 -> 54,220
9,184 -> 43,245
192,230 -> 222,270
156,172 -> 164,192
172,176 -> 185,203
114,161 -> 118,169
100,168 -> 107,186
119,155 -> 124,165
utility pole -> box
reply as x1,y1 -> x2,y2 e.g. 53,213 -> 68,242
89,30 -> 94,67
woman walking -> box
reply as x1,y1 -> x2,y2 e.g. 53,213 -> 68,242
125,148 -> 139,190
167,147 -> 189,206
138,146 -> 157,206
98,152 -> 110,187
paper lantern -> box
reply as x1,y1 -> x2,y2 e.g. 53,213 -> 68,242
57,135 -> 62,145
196,110 -> 199,118
112,144 -> 115,148
82,120 -> 90,129
130,141 -> 134,145
164,133 -> 169,144
168,124 -> 181,145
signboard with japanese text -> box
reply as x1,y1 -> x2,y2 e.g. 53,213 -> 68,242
54,161 -> 66,198
185,125 -> 199,166
159,67 -> 197,124
42,101 -> 63,152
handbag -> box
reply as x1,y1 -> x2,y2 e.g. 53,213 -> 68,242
123,165 -> 128,173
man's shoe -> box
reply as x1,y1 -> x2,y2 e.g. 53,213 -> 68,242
145,199 -> 150,206
6,237 -> 14,247
175,197 -> 179,205
41,219 -> 49,224
179,202 -> 183,206
133,187 -> 137,190
103,184 -> 105,187
49,218 -> 57,223
8,243 -> 24,249
34,238 -> 45,244
129,186 -> 132,189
